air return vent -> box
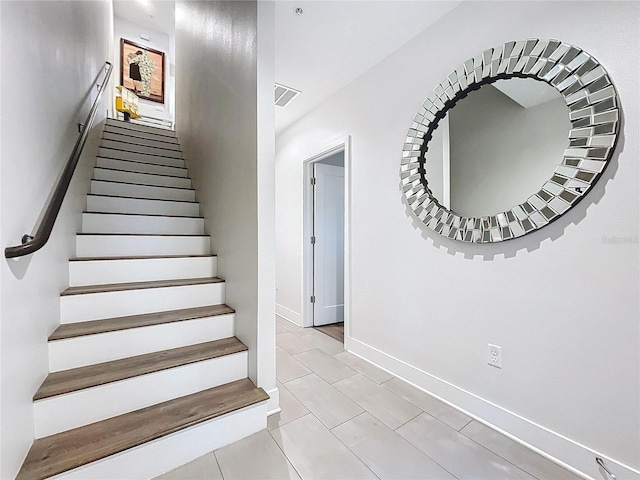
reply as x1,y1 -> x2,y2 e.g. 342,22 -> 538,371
275,83 -> 300,107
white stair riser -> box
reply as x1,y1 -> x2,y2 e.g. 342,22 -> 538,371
98,147 -> 184,168
69,256 -> 216,286
49,313 -> 235,371
34,352 -> 247,438
86,195 -> 199,217
106,119 -> 177,138
102,131 -> 181,151
76,235 -> 210,257
81,213 -> 204,235
51,403 -> 266,480
61,282 -> 225,323
101,139 -> 183,159
90,180 -> 195,202
130,119 -> 173,130
96,158 -> 187,178
103,126 -> 180,145
94,168 -> 191,189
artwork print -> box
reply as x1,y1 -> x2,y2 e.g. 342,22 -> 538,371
120,39 -> 165,104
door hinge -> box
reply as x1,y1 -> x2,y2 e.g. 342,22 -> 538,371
310,295 -> 316,303
311,236 -> 316,244
310,177 -> 316,185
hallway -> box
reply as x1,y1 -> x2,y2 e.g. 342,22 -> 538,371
156,317 -> 580,480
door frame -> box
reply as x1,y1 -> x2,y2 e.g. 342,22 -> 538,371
302,136 -> 351,344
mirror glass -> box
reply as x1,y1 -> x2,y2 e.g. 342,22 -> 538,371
424,78 -> 571,218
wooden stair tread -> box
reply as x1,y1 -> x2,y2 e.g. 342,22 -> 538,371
83,211 -> 203,219
103,131 -> 180,146
97,156 -> 186,169
70,254 -> 214,261
91,178 -> 195,191
50,304 -> 235,341
86,192 -> 197,203
102,135 -> 182,148
95,166 -> 189,179
34,337 -> 246,400
76,233 -> 208,237
61,277 -> 222,296
19,378 -> 268,480
103,127 -> 180,145
97,148 -> 183,161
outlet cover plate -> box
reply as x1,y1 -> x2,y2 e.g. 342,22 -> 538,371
487,343 -> 502,368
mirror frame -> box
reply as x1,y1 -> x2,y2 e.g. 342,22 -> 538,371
400,39 -> 620,243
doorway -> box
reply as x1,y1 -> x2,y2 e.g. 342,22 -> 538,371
302,137 -> 351,346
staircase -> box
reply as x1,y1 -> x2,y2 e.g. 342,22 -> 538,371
17,119 -> 268,480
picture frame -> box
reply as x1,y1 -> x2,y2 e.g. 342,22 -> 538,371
120,38 -> 165,104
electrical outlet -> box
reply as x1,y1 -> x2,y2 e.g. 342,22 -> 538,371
487,343 -> 502,368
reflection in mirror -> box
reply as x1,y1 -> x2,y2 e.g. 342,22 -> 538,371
424,78 -> 571,218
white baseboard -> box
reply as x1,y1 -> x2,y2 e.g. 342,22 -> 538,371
266,387 -> 280,416
347,336 -> 639,480
275,304 -> 302,326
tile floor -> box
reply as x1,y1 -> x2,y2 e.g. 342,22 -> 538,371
155,317 -> 582,480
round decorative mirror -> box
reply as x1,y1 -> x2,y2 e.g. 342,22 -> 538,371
400,39 -> 620,243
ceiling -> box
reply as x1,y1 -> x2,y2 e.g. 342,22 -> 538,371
112,0 -> 463,133
113,0 -> 175,36
274,1 -> 462,133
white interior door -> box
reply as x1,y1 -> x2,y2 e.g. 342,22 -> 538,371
313,163 -> 345,326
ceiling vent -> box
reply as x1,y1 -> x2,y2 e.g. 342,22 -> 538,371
275,83 -> 300,107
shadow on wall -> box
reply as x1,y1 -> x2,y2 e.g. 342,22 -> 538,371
401,115 -> 625,261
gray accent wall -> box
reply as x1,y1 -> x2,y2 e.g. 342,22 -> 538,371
175,0 -> 276,400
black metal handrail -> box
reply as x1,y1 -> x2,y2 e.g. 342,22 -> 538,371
5,61 -> 113,259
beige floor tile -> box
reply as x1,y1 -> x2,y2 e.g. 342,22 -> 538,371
333,351 -> 394,384
268,382 -> 309,431
214,429 -> 301,480
276,347 -> 312,383
153,452 -> 222,480
398,413 -> 536,480
383,377 -> 472,430
333,412 -> 456,479
271,414 -> 376,480
276,332 -> 315,355
297,329 -> 344,355
293,348 -> 356,384
276,316 -> 305,334
460,420 -> 583,480
334,374 -> 421,430
276,324 -> 288,334
285,373 -> 363,429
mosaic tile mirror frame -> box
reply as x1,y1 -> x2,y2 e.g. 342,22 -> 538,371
400,39 -> 620,243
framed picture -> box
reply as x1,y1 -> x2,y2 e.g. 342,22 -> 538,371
120,38 -> 165,104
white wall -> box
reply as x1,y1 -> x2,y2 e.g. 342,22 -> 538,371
175,0 -> 277,410
0,2 -> 113,477
275,1 -> 639,477
114,16 -> 174,121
